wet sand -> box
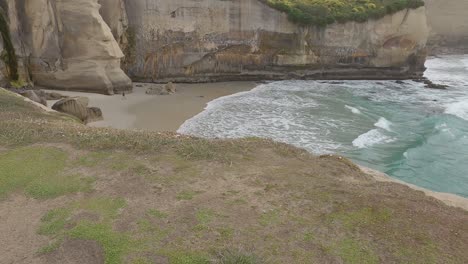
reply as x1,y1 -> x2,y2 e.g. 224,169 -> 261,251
46,81 -> 257,132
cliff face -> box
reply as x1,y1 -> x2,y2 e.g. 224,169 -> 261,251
118,0 -> 428,82
1,0 -> 429,93
424,0 -> 468,54
0,0 -> 132,94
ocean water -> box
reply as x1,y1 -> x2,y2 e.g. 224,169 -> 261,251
178,55 -> 468,197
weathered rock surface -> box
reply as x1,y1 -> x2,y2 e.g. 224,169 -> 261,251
18,90 -> 47,106
52,97 -> 103,123
145,82 -> 176,95
120,0 -> 428,81
1,0 -> 132,94
44,91 -> 68,100
424,0 -> 468,54
2,0 -> 449,89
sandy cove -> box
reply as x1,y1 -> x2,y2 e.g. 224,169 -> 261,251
46,81 -> 257,132
40,84 -> 468,212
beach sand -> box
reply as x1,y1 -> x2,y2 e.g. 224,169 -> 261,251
46,81 -> 257,132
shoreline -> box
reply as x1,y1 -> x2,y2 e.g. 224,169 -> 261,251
39,84 -> 468,212
45,81 -> 257,132
361,166 -> 468,211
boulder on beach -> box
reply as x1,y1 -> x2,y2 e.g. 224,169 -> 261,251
87,107 -> 104,122
52,97 -> 102,123
165,82 -> 176,94
145,83 -> 177,95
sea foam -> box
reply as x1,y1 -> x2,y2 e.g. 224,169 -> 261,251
352,129 -> 395,148
445,99 -> 468,121
374,117 -> 393,131
345,105 -> 361,114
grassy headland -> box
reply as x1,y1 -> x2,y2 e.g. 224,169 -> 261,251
1,88 -> 467,264
264,0 -> 425,26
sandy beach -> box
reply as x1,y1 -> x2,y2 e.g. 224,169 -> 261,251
46,81 -> 257,132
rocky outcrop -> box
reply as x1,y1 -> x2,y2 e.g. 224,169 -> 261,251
0,0 -> 132,94
424,0 -> 468,54
18,90 -> 47,106
52,97 -> 103,123
120,0 -> 428,82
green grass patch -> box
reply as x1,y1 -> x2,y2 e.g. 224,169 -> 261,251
38,196 -> 130,263
76,197 -> 127,221
38,207 -> 72,236
196,208 -> 215,225
213,249 -> 262,264
166,251 -> 210,264
70,221 -> 133,264
265,0 -> 424,26
147,209 -> 168,219
332,238 -> 378,264
37,239 -> 63,254
176,190 -> 202,201
0,146 -> 94,199
76,151 -> 109,167
217,227 -> 234,240
259,209 -> 280,226
329,207 -> 392,230
26,175 -> 94,199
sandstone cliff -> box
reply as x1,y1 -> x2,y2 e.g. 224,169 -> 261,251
1,0 -> 430,93
115,0 -> 428,82
0,0 -> 132,94
424,0 -> 468,54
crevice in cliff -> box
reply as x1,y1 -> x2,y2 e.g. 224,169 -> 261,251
0,6 -> 19,81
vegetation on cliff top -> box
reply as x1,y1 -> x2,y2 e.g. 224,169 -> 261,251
265,0 -> 424,26
1,88 -> 467,264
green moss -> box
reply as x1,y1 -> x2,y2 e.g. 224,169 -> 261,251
121,27 -> 136,70
70,221 -> 133,264
0,9 -> 18,81
0,146 -> 92,199
10,79 -> 26,88
264,0 -> 425,26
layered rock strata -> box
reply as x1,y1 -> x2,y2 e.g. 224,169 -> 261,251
119,0 -> 429,82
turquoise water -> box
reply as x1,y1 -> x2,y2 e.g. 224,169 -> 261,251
179,55 -> 468,197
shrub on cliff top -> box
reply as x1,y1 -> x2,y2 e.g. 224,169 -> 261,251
264,0 -> 424,26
